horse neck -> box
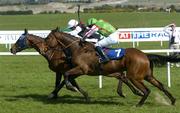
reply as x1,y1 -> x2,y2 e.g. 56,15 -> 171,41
59,33 -> 80,52
28,34 -> 46,54
28,35 -> 59,66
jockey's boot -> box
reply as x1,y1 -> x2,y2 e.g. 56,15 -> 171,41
95,46 -> 109,63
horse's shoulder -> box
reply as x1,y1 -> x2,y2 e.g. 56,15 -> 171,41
84,42 -> 95,50
76,42 -> 95,55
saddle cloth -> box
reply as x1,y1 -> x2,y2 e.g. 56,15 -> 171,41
102,47 -> 125,60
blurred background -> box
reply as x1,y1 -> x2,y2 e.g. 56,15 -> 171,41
0,0 -> 179,14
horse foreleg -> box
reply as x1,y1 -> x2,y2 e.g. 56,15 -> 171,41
64,66 -> 84,92
48,72 -> 62,99
117,79 -> 125,98
69,76 -> 90,102
107,73 -> 125,97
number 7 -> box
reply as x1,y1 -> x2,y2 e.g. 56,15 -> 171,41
115,49 -> 121,57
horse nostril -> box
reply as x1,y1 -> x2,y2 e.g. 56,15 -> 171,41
10,48 -> 16,54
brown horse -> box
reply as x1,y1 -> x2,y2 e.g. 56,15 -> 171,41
45,28 -> 180,106
10,29 -> 89,101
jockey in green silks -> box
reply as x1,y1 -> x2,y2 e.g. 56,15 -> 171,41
61,19 -> 102,43
83,18 -> 118,63
60,19 -> 86,38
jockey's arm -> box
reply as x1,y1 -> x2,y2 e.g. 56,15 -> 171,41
163,23 -> 176,34
163,26 -> 172,35
84,25 -> 99,38
68,26 -> 82,38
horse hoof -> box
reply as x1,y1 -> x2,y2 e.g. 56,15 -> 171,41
117,92 -> 126,98
48,93 -> 57,99
136,103 -> 143,107
171,98 -> 176,105
119,94 -> 126,98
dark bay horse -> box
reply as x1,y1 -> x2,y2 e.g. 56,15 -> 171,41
45,28 -> 180,106
10,29 -> 89,101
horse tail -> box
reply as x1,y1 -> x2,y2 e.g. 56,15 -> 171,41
146,54 -> 180,66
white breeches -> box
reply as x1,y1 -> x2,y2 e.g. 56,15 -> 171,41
170,43 -> 180,50
95,31 -> 119,47
169,43 -> 180,56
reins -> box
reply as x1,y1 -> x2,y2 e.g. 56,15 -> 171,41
57,39 -> 79,49
52,32 -> 79,49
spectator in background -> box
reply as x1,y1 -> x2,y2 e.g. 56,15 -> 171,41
163,23 -> 180,67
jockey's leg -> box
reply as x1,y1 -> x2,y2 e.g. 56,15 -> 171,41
94,32 -> 119,63
95,31 -> 119,47
95,46 -> 109,63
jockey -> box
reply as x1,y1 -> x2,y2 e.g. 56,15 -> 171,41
62,19 -> 102,43
83,18 -> 118,63
62,19 -> 86,38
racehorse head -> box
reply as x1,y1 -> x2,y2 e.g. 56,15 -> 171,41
10,29 -> 48,55
45,27 -> 61,48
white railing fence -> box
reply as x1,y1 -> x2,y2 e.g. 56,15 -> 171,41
0,30 -> 50,49
1,27 -> 180,49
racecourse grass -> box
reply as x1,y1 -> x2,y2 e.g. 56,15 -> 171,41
0,12 -> 180,113
0,55 -> 180,113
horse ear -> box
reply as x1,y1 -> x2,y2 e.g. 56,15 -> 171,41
24,29 -> 28,34
55,27 -> 59,31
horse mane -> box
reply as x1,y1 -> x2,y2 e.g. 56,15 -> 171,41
50,28 -> 95,51
28,34 -> 45,40
60,31 -> 80,41
51,27 -> 78,39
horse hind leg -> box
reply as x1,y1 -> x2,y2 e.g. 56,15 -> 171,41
130,79 -> 150,107
117,74 -> 143,97
48,72 -> 62,99
111,72 -> 143,97
145,76 -> 176,105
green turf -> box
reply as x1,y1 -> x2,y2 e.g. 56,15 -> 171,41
0,12 -> 180,113
0,55 -> 180,113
